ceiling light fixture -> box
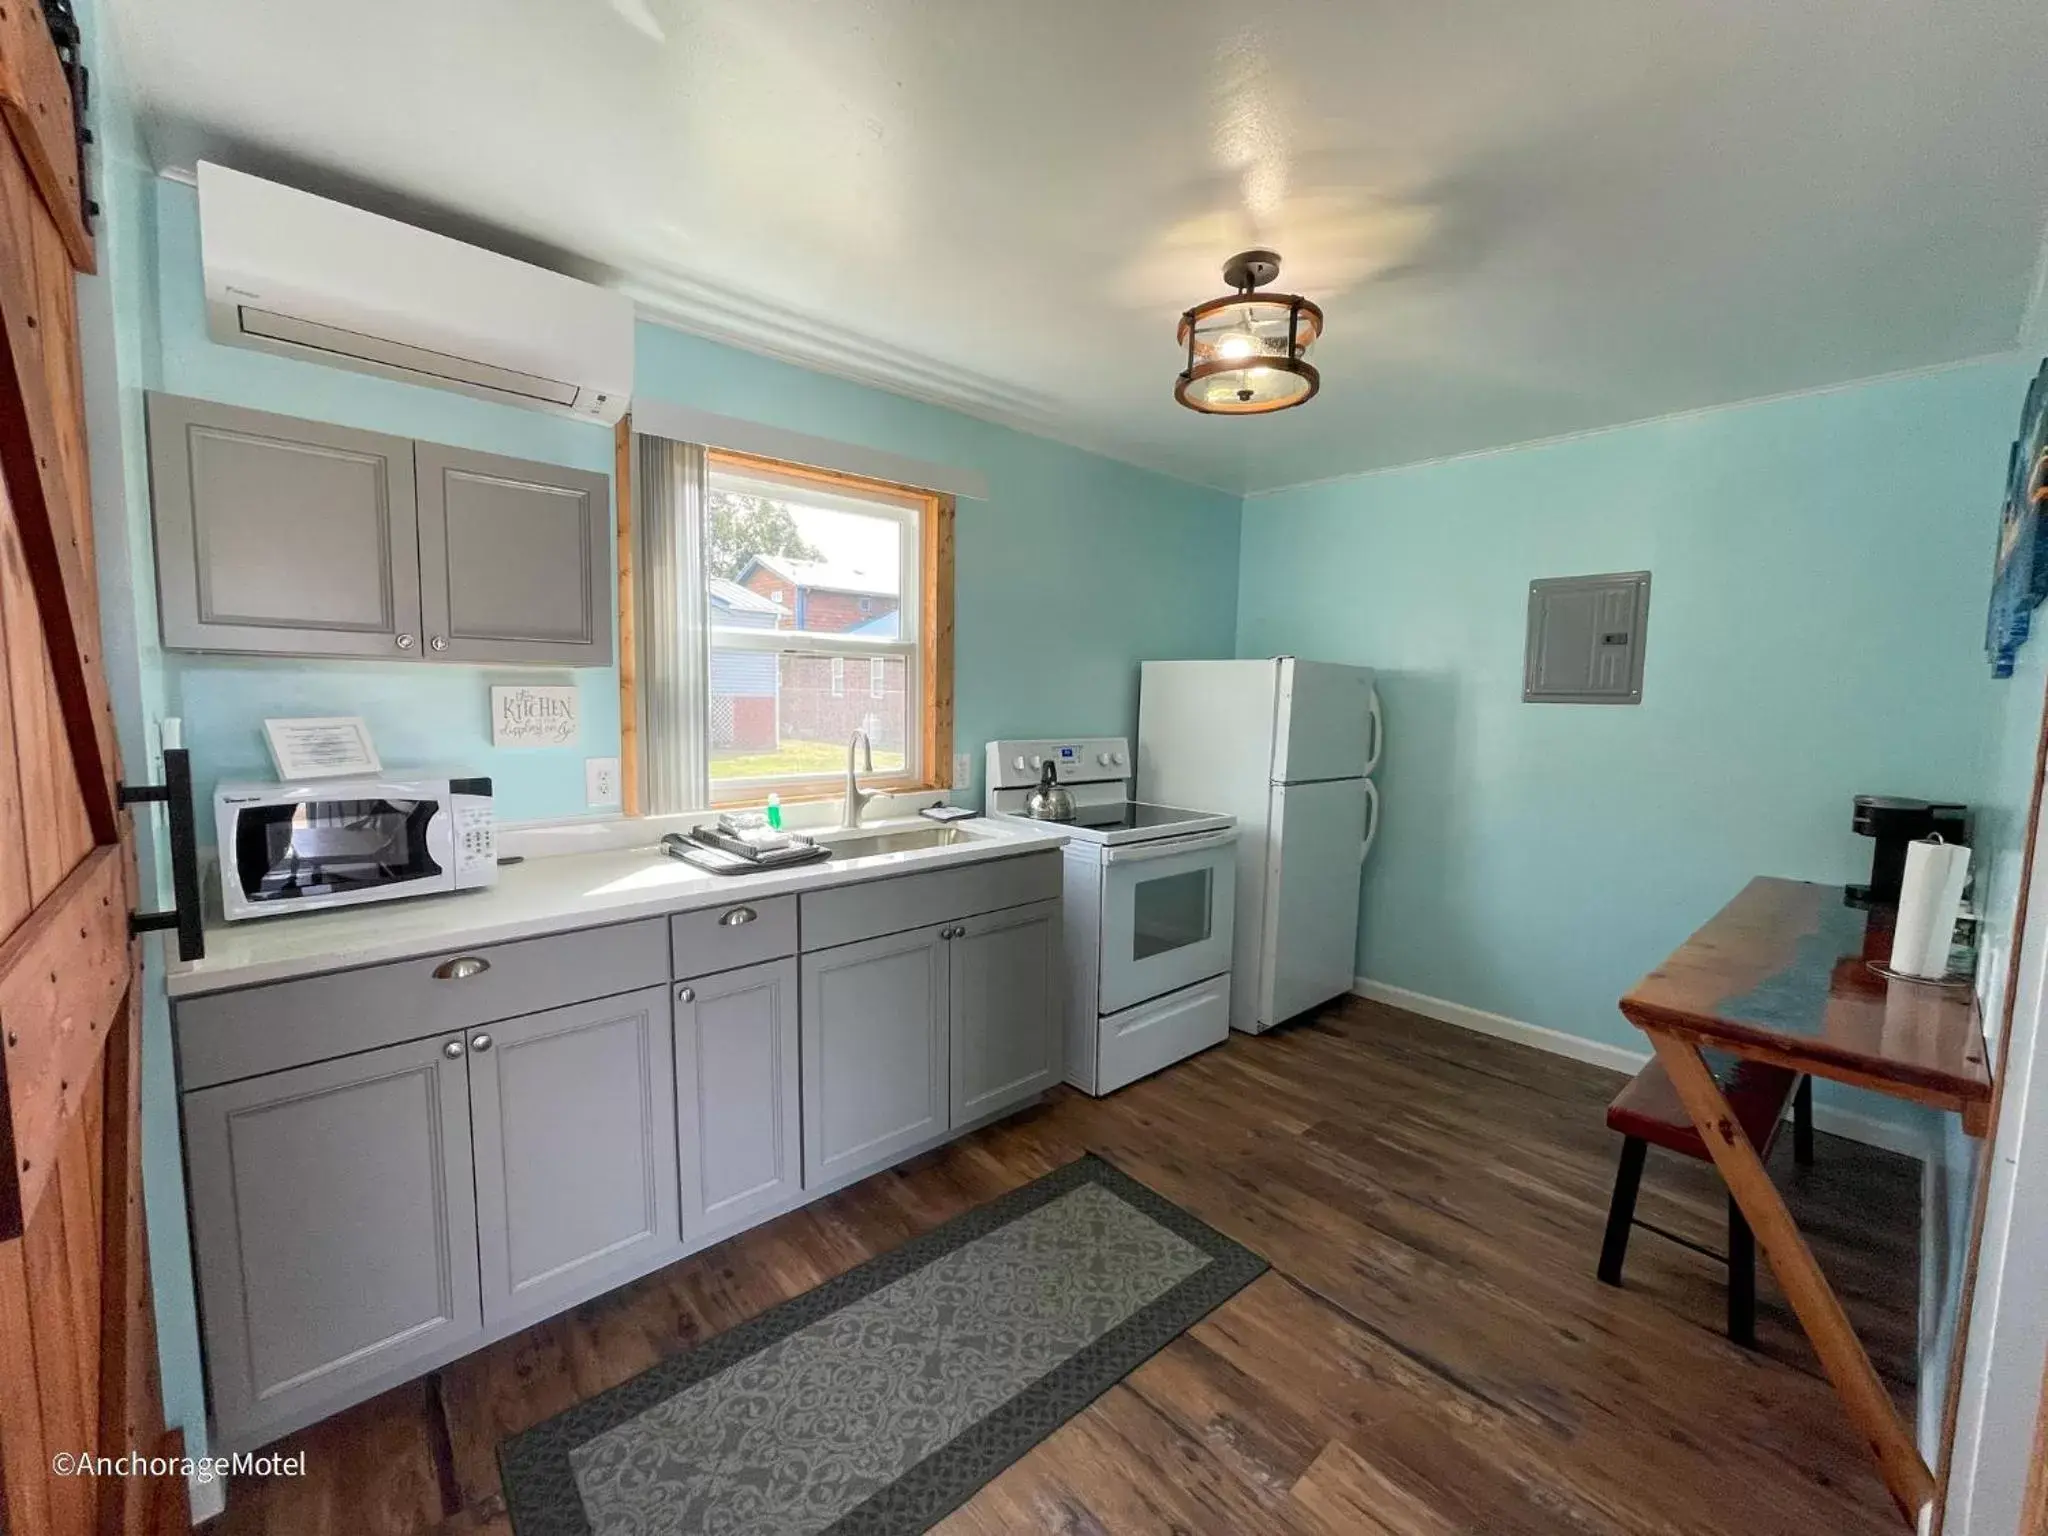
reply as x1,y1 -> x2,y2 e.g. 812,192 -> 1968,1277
1175,249 -> 1322,416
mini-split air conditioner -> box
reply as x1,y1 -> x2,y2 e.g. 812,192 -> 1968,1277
196,162 -> 634,424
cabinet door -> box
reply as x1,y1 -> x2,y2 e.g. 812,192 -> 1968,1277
147,391 -> 423,657
468,987 -> 679,1327
951,899 -> 1063,1123
675,960 -> 801,1238
800,925 -> 949,1187
416,442 -> 612,665
183,1034 -> 479,1448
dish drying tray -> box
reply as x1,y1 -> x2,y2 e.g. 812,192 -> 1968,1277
660,828 -> 832,875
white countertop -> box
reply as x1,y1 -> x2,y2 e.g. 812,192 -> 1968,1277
166,816 -> 1070,998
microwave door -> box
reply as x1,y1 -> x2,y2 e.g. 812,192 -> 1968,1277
234,798 -> 444,909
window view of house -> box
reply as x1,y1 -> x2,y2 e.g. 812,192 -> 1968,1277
704,460 -> 918,793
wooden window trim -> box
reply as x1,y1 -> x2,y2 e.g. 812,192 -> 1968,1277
616,441 -> 955,813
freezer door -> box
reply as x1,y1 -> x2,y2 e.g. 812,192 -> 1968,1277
1137,659 -> 1280,810
1273,660 -> 1378,783
1258,778 -> 1369,1027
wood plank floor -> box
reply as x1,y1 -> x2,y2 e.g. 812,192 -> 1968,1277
203,997 -> 1921,1535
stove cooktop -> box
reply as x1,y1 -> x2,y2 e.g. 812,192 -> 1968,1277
991,799 -> 1233,845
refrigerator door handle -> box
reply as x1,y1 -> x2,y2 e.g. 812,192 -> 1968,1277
1363,688 -> 1384,778
1360,777 -> 1381,865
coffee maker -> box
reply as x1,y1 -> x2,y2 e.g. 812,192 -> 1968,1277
1848,795 -> 1967,908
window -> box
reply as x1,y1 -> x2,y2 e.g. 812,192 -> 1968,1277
689,448 -> 951,805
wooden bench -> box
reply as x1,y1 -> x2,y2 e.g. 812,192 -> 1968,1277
1598,1053 -> 1813,1345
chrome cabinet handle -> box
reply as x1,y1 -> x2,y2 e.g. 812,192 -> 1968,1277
677,985 -> 695,1004
443,1039 -> 465,1059
469,1033 -> 493,1052
719,906 -> 757,928
430,635 -> 448,652
396,633 -> 416,650
433,955 -> 491,981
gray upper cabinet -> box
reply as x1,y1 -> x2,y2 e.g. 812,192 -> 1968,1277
416,443 -> 612,665
183,1033 -> 481,1450
675,959 -> 802,1238
950,899 -> 1062,1124
147,392 -> 423,658
467,987 -> 678,1328
146,392 -> 611,667
801,924 -> 950,1187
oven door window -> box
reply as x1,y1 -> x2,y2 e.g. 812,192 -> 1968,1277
1132,868 -> 1213,960
232,799 -> 442,907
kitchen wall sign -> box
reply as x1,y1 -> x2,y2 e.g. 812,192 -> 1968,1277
492,685 -> 580,747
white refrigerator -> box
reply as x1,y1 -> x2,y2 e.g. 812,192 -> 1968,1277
1137,658 -> 1381,1034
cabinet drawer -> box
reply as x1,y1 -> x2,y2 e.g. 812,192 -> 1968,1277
175,918 -> 669,1090
670,895 -> 797,977
801,852 -> 1062,952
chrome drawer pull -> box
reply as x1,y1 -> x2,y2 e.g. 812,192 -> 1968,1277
469,1033 -> 493,1052
718,906 -> 758,928
677,986 -> 696,1004
433,956 -> 491,981
442,1039 -> 465,1059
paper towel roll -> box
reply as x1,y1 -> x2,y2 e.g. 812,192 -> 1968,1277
1890,837 -> 1971,979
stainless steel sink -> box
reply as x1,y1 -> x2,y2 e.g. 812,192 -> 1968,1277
822,824 -> 971,858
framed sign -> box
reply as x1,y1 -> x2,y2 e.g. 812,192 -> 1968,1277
262,716 -> 382,780
493,685 -> 580,747
1988,357 -> 2048,677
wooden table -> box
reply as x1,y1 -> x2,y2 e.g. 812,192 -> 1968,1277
1620,876 -> 1992,1526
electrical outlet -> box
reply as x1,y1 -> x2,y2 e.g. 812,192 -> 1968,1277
953,752 -> 972,787
585,756 -> 620,807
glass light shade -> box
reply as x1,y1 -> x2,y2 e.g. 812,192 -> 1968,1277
1175,291 -> 1323,415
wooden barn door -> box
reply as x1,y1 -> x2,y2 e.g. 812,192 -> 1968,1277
0,6 -> 186,1534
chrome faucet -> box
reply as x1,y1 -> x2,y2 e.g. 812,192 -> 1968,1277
842,729 -> 877,829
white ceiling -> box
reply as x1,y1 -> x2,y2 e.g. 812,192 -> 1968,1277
111,0 -> 2048,494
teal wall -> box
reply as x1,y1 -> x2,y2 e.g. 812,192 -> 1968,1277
632,329 -> 1244,800
147,178 -> 1241,819
1237,358 -> 2033,1130
150,179 -> 619,823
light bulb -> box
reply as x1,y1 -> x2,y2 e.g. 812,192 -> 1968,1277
1215,330 -> 1260,362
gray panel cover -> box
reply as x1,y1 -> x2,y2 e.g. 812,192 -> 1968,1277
1523,570 -> 1651,704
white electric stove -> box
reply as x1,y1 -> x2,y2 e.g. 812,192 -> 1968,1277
986,738 -> 1236,1094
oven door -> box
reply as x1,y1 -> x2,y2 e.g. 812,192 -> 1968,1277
1097,829 -> 1237,1015
221,793 -> 455,919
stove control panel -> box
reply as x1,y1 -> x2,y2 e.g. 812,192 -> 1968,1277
984,738 -> 1130,791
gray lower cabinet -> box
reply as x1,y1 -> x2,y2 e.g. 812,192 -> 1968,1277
950,899 -> 1063,1123
147,392 -> 423,658
467,987 -> 678,1328
146,391 -> 610,666
674,960 -> 802,1237
800,924 -> 950,1186
183,1033 -> 481,1446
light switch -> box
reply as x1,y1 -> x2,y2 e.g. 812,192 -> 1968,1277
585,756 -> 620,807
954,752 -> 972,787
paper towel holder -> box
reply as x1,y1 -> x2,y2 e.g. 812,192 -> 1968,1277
1847,794 -> 1967,909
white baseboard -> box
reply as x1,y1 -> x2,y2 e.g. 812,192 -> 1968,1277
1350,976 -> 1935,1161
189,1468 -> 226,1524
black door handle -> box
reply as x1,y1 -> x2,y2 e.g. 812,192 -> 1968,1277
120,747 -> 205,962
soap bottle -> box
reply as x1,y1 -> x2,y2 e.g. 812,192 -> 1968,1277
765,792 -> 782,831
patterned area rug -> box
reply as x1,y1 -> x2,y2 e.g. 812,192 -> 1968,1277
499,1154 -> 1266,1535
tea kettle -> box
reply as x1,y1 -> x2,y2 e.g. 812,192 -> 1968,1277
1024,759 -> 1076,822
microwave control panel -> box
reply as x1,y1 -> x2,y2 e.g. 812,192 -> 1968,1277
450,796 -> 498,887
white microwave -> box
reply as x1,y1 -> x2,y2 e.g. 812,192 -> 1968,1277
214,774 -> 497,922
